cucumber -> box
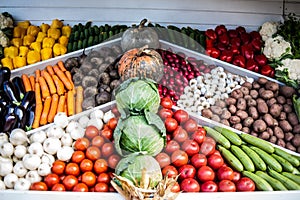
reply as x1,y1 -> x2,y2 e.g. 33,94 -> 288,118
214,126 -> 242,146
78,23 -> 84,32
240,133 -> 274,154
93,35 -> 99,45
274,147 -> 300,167
204,126 -> 231,149
231,145 -> 255,172
102,32 -> 108,41
82,38 -> 87,48
77,40 -> 83,50
79,31 -> 85,40
84,29 -> 89,39
87,36 -> 94,47
250,146 -> 282,172
241,145 -> 267,171
74,31 -> 79,41
72,41 -> 78,52
67,42 -> 73,53
268,169 -> 300,190
255,171 -> 287,191
242,171 -> 273,191
218,145 -> 244,172
281,172 -> 300,185
93,25 -> 100,35
271,153 -> 294,172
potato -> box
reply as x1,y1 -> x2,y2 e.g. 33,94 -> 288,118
233,123 -> 243,131
269,135 -> 277,144
259,131 -> 270,140
215,100 -> 226,108
250,131 -> 259,137
260,90 -> 274,100
286,142 -> 296,152
266,127 -> 274,136
249,106 -> 259,119
202,108 -> 213,119
279,86 -> 296,98
287,113 -> 299,126
211,114 -> 221,122
210,106 -> 223,115
284,132 -> 294,142
242,82 -> 252,90
293,124 -> 300,134
278,112 -> 287,120
225,97 -> 237,106
273,118 -> 279,126
266,98 -> 277,107
237,98 -> 247,110
277,138 -> 286,148
276,95 -> 286,105
230,89 -> 244,99
252,81 -> 261,90
286,98 -> 293,105
262,113 -> 274,127
250,90 -> 259,99
241,127 -> 250,134
258,88 -> 265,97
220,119 -> 230,126
265,81 -> 279,92
253,119 -> 267,132
244,95 -> 252,101
240,86 -> 250,96
274,126 -> 284,139
228,104 -> 237,114
236,110 -> 248,120
279,120 -> 293,133
257,100 -> 268,114
283,104 -> 293,113
221,109 -> 231,119
257,77 -> 268,85
269,103 -> 283,118
229,116 -> 241,125
292,134 -> 300,147
243,117 -> 254,127
247,98 -> 257,107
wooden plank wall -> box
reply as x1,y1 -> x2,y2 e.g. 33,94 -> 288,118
1,0 -> 297,31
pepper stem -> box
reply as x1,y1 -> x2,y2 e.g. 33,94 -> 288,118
138,19 -> 148,29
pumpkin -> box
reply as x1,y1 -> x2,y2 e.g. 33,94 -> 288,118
121,19 -> 160,52
118,46 -> 164,82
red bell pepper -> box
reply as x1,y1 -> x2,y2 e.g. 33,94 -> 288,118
229,44 -> 240,55
250,31 -> 262,41
233,55 -> 246,68
228,29 -> 238,38
205,29 -> 217,40
215,24 -> 227,35
240,32 -> 251,45
254,54 -> 268,67
218,33 -> 230,45
246,58 -> 260,73
236,26 -> 246,36
217,42 -> 227,51
261,65 -> 275,78
210,48 -> 221,58
251,38 -> 262,52
220,50 -> 234,63
206,38 -> 215,48
241,44 -> 254,60
230,37 -> 241,47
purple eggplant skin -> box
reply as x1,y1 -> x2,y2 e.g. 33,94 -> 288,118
0,91 -> 10,107
3,113 -> 18,133
3,80 -> 21,103
0,67 -> 11,88
14,105 -> 27,130
12,77 -> 26,100
25,104 -> 35,131
21,91 -> 35,110
0,103 -> 5,132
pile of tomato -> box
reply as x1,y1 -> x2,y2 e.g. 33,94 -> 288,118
156,97 -> 256,192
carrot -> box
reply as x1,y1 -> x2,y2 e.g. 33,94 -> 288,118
39,96 -> 52,125
35,69 -> 41,82
52,74 -> 65,95
64,98 -> 68,116
75,86 -> 83,114
47,94 -> 59,123
29,75 -> 35,91
41,70 -> 57,95
46,65 -> 55,75
57,61 -> 67,72
57,94 -> 66,113
35,82 -> 42,104
38,76 -> 50,99
32,102 -> 43,129
53,65 -> 73,90
65,70 -> 75,93
67,90 -> 75,116
21,74 -> 32,92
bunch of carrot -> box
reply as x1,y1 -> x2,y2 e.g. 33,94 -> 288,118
21,60 -> 84,129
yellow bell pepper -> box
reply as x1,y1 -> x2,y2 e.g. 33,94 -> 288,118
41,48 -> 53,60
47,28 -> 61,40
19,46 -> 29,57
4,46 -> 19,59
13,56 -> 27,68
13,26 -> 26,38
42,37 -> 55,49
17,20 -> 31,29
53,43 -> 67,57
36,32 -> 47,43
50,19 -> 63,29
23,34 -> 35,46
62,25 -> 72,37
27,50 -> 41,65
58,35 -> 68,46
11,38 -> 23,48
40,23 -> 50,33
27,25 -> 40,37
1,57 -> 14,70
30,42 -> 42,52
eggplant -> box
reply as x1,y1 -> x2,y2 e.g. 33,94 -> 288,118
21,91 -> 35,110
3,80 -> 21,104
25,104 -> 35,131
3,113 -> 18,133
0,91 -> 10,107
7,103 -> 17,115
0,67 -> 11,88
12,76 -> 26,100
14,105 -> 27,129
0,103 -> 5,132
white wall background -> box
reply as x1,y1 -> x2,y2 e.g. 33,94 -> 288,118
0,0 -> 299,31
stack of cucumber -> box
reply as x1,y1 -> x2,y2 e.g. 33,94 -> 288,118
204,126 -> 300,191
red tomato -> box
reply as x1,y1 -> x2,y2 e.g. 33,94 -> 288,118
172,126 -> 188,143
165,117 -> 178,132
74,137 -> 90,151
108,154 -> 121,169
207,154 -> 224,170
218,180 -> 236,192
211,150 -> 221,157
161,97 -> 173,109
86,146 -> 101,161
171,182 -> 181,193
51,183 -> 66,191
178,164 -> 196,180
44,173 -> 60,188
82,171 -> 96,187
101,142 -> 115,157
217,166 -> 234,181
162,165 -> 178,178
200,141 -> 216,156
171,150 -> 188,167
173,110 -> 189,124
204,136 -> 216,145
85,125 -> 99,139
236,177 -> 256,192
180,178 -> 200,192
197,166 -> 215,182
100,128 -> 113,141
71,150 -> 85,163
80,158 -> 94,172
183,118 -> 198,133
72,183 -> 89,192
181,139 -> 200,156
164,140 -> 180,154
62,175 -> 78,191
107,118 -> 118,130
201,180 -> 218,192
94,159 -> 108,174
51,160 -> 66,175
158,108 -> 173,119
155,152 -> 171,168
97,172 -> 111,184
65,162 -> 80,176
191,128 -> 206,145
190,153 -> 207,169
92,136 -> 105,148
30,182 -> 48,191
94,182 -> 109,192
232,171 -> 241,183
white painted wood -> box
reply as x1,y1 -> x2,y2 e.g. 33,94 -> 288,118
285,0 -> 300,17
